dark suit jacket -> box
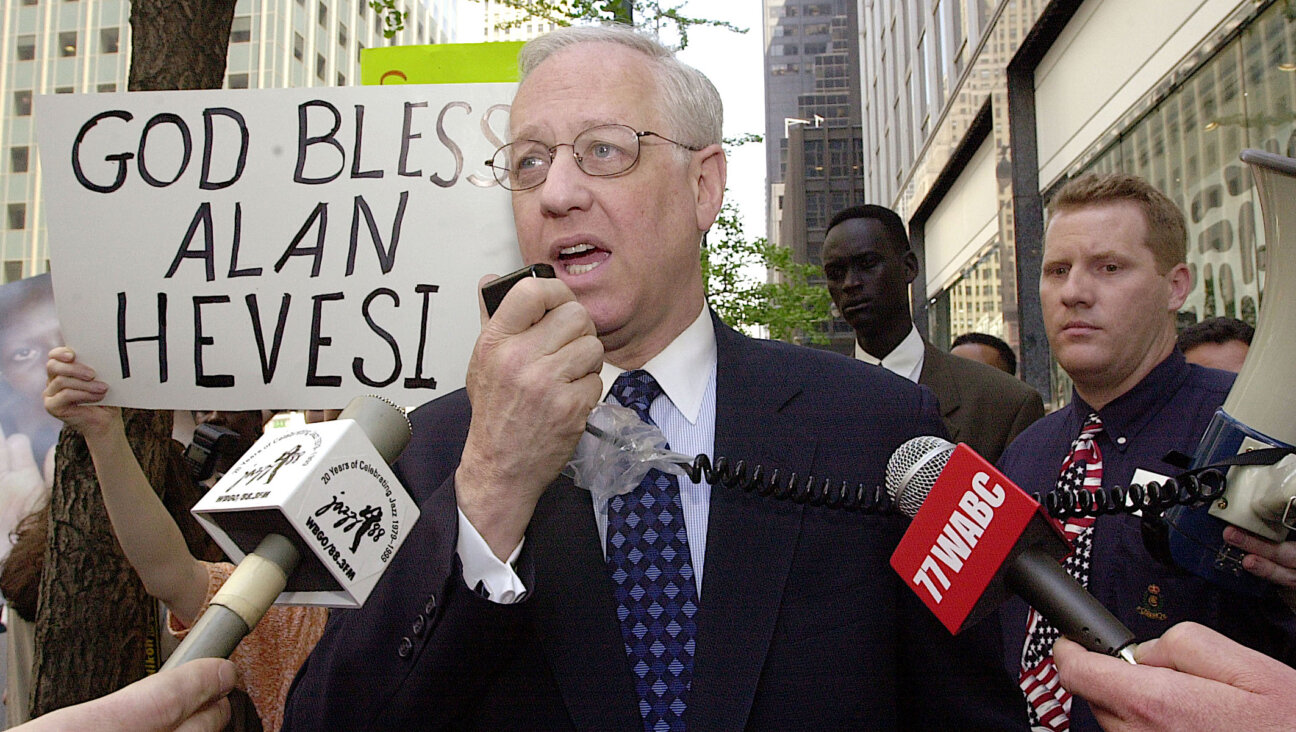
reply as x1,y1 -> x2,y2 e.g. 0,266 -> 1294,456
283,318 -> 1028,731
919,342 -> 1046,465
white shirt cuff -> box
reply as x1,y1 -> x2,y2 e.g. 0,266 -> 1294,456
456,507 -> 527,604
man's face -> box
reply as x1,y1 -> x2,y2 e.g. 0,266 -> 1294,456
821,217 -> 918,341
1183,340 -> 1249,372
507,42 -> 721,360
0,305 -> 63,400
1040,201 -> 1190,398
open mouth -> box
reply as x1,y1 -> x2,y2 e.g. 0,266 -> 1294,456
557,242 -> 610,275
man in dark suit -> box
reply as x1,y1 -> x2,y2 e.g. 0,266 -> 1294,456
283,26 -> 1025,731
822,205 -> 1045,464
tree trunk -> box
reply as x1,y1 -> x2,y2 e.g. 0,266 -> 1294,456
29,0 -> 235,716
30,412 -> 183,714
127,0 -> 237,92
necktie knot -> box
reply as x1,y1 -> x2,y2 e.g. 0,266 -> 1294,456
611,369 -> 663,424
1080,412 -> 1103,438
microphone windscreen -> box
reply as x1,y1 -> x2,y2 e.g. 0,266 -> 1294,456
886,435 -> 956,518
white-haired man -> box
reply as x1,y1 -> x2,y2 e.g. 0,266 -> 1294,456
285,25 -> 1025,731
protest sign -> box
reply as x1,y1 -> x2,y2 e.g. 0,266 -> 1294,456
36,81 -> 521,410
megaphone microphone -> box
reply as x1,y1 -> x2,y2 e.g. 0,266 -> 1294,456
162,395 -> 416,670
1160,149 -> 1296,596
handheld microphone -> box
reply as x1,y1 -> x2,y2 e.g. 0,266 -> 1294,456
887,436 -> 1136,662
162,395 -> 416,670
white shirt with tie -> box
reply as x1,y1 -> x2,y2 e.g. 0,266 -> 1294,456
456,307 -> 718,603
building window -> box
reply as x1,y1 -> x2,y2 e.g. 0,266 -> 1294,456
318,1 -> 328,28
338,22 -> 348,48
13,90 -> 32,116
7,204 -> 26,231
316,53 -> 326,81
803,42 -> 828,56
231,16 -> 251,43
100,27 -> 120,54
55,86 -> 73,94
21,0 -> 37,6
229,73 -> 249,89
293,32 -> 304,60
357,41 -> 365,63
337,72 -> 346,86
770,44 -> 798,56
4,261 -> 22,283
10,147 -> 29,174
59,30 -> 77,56
97,83 -> 117,92
17,35 -> 36,61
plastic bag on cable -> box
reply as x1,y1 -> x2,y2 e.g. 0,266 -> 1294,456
564,403 -> 692,507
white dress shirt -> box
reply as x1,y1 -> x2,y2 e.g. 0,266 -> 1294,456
855,324 -> 925,383
457,307 -> 718,603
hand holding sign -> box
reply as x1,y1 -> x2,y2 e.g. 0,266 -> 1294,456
37,84 -> 523,410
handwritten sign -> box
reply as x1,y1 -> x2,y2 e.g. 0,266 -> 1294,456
36,83 -> 522,409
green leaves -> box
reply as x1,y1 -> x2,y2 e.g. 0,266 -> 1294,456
702,201 -> 833,344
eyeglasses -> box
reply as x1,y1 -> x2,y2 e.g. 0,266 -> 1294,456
485,123 -> 703,191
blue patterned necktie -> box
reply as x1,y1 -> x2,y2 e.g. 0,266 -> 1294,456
606,369 -> 699,732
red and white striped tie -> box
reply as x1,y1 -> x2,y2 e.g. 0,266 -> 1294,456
1019,413 -> 1103,731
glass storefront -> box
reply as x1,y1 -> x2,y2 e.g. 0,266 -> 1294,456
1078,2 -> 1296,328
928,238 -> 1005,350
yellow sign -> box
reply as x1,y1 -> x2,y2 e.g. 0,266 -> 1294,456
361,42 -> 525,85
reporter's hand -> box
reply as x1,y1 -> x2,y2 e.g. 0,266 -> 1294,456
15,658 -> 238,732
1054,621 -> 1296,731
455,275 -> 604,559
43,346 -> 122,442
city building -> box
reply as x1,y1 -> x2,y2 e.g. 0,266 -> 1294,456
478,0 -> 558,42
2,0 -> 459,283
763,0 -> 865,355
855,0 -> 1294,403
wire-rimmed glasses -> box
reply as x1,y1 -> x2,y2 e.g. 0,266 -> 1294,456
485,123 -> 703,191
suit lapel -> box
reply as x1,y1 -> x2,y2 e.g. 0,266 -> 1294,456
688,319 -> 812,729
920,343 -> 963,434
531,479 -> 641,732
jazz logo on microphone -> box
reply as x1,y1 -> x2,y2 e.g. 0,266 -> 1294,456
911,473 -> 1004,603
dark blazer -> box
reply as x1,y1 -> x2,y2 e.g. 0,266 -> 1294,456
284,318 -> 1028,731
919,342 -> 1046,465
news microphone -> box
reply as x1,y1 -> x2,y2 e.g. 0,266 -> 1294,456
887,436 -> 1137,663
161,395 -> 416,670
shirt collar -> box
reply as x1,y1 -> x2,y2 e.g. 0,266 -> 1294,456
857,324 -> 924,383
1071,350 -> 1191,447
599,306 -> 716,425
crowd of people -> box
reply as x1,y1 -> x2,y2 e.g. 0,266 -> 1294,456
0,22 -> 1292,732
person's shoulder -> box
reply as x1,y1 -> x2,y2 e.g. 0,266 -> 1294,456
406,388 -> 471,429
1182,362 -> 1236,399
738,331 -> 912,386
999,405 -> 1071,466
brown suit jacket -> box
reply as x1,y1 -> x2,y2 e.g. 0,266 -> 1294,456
918,341 -> 1046,464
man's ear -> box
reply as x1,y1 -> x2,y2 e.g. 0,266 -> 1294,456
1166,262 -> 1192,311
692,143 -> 727,231
903,249 -> 920,285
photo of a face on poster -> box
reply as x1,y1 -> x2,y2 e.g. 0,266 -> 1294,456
0,273 -> 64,560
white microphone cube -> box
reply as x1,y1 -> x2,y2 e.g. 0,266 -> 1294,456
191,420 -> 419,608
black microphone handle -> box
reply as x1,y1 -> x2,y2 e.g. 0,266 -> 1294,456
1006,546 -> 1137,663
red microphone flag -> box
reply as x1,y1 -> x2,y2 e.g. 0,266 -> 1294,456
889,444 -> 1067,634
